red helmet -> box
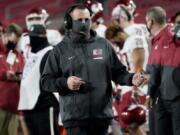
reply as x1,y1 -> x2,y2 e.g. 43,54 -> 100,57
120,105 -> 146,125
26,7 -> 49,30
84,0 -> 104,24
115,0 -> 132,6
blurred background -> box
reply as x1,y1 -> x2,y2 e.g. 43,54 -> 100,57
0,0 -> 179,30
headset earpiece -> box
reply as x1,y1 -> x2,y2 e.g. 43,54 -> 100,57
64,4 -> 93,29
64,12 -> 73,29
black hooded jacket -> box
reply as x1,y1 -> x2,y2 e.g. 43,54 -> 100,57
40,30 -> 134,127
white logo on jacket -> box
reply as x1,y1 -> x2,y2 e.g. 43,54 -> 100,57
93,49 -> 103,60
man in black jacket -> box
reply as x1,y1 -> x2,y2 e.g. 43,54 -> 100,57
40,4 -> 147,135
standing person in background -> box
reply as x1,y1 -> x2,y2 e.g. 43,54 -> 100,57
146,6 -> 180,135
18,7 -> 63,60
18,24 -> 59,135
84,0 -> 107,38
112,3 -> 151,134
40,4 -> 148,135
0,23 -> 24,135
111,1 -> 150,89
105,23 -> 126,135
105,22 -> 147,135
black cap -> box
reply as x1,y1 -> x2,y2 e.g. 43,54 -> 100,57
29,24 -> 46,37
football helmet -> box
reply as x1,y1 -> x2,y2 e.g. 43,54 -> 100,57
26,7 -> 49,30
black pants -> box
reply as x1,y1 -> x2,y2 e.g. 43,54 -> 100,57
156,97 -> 180,135
66,124 -> 109,135
24,107 -> 59,135
148,109 -> 157,135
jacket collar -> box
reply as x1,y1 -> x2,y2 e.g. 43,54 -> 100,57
152,25 -> 173,44
65,29 -> 97,44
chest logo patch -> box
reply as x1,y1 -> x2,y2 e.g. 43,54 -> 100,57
93,49 -> 103,60
163,45 -> 169,49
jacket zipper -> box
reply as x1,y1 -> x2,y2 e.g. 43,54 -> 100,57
81,44 -> 92,120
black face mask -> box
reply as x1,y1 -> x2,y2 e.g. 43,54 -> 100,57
6,41 -> 16,50
146,25 -> 151,34
30,36 -> 48,53
146,20 -> 153,35
72,20 -> 91,35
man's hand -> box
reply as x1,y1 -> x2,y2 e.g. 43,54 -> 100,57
132,73 -> 150,87
145,96 -> 153,110
67,76 -> 85,91
140,74 -> 150,87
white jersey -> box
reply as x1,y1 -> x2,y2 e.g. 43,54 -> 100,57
46,29 -> 63,45
123,24 -> 150,66
94,24 -> 107,38
121,35 -> 149,72
18,29 -> 63,60
124,23 -> 149,37
121,35 -> 149,94
18,46 -> 53,110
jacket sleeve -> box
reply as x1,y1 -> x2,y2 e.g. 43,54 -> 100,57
40,48 -> 69,95
146,64 -> 161,98
40,51 -> 51,75
107,41 -> 134,86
